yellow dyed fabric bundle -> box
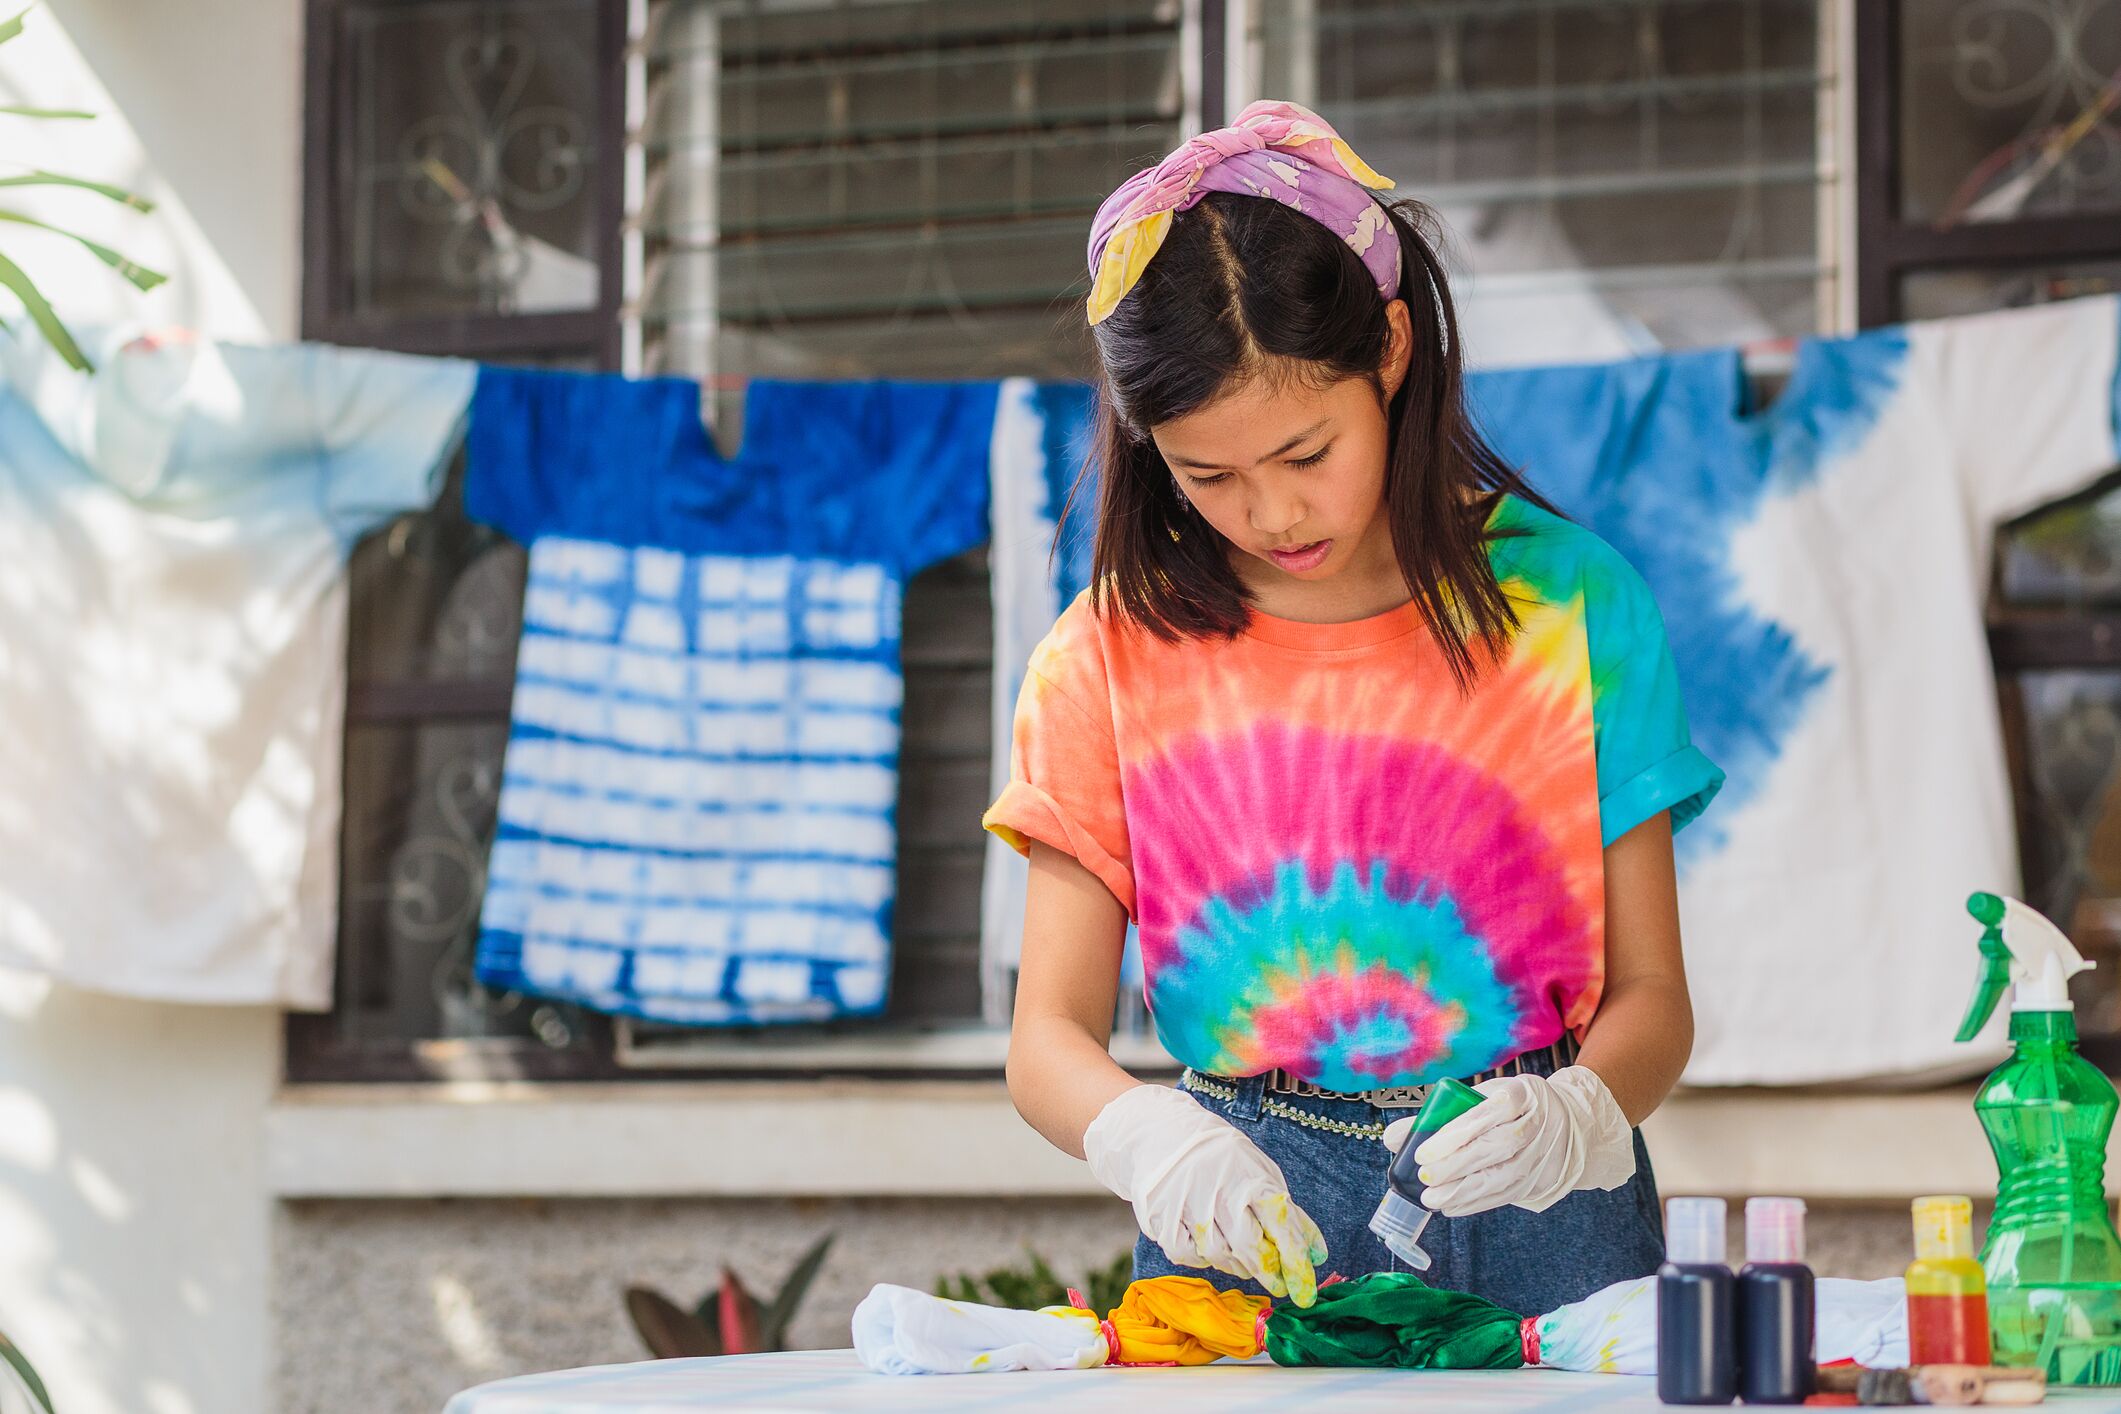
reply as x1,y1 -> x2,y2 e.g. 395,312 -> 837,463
1102,1276 -> 1272,1366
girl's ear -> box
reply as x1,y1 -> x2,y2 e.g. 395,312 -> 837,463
1379,298 -> 1415,400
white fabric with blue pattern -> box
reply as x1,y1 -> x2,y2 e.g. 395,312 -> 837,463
981,296 -> 2121,1083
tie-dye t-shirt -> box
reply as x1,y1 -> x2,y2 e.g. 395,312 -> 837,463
984,494 -> 1723,1090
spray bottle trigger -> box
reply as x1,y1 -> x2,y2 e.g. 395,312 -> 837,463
1955,924 -> 2014,1044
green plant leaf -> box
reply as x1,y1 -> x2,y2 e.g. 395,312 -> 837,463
981,1249 -> 1070,1312
624,1285 -> 720,1360
932,1273 -> 981,1303
0,106 -> 91,120
0,9 -> 28,46
0,209 -> 164,290
934,1247 -> 1138,1314
0,171 -> 151,212
758,1233 -> 833,1351
0,1327 -> 56,1414
0,247 -> 84,369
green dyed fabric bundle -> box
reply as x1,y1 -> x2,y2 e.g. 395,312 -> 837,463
1264,1272 -> 1524,1370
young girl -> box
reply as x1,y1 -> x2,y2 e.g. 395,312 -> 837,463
983,102 -> 1724,1318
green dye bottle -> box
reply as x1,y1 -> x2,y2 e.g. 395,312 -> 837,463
1955,892 -> 2121,1385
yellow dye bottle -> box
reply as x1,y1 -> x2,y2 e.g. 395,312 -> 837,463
1906,1195 -> 1989,1367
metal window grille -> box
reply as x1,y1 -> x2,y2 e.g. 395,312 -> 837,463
1247,0 -> 1840,361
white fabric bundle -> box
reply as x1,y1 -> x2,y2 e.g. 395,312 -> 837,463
1817,1277 -> 1912,1369
1532,1275 -> 1909,1375
852,1284 -> 1108,1375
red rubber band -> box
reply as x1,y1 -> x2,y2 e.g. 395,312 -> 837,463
1519,1315 -> 1541,1367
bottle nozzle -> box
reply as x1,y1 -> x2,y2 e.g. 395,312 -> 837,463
1368,1192 -> 1434,1271
1911,1194 -> 1975,1262
1745,1196 -> 1807,1264
1666,1197 -> 1728,1266
1959,893 -> 2091,1037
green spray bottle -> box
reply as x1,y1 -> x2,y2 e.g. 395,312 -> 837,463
1955,891 -> 2121,1384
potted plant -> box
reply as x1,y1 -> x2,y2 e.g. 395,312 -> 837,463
625,1234 -> 834,1358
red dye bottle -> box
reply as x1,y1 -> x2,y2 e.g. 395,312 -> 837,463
1906,1195 -> 1990,1366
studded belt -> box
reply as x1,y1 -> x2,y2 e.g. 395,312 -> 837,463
1204,1036 -> 1580,1111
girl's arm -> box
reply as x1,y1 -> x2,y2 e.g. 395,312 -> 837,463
1574,809 -> 1693,1124
1005,841 -> 1142,1157
1006,840 -> 1329,1301
1392,809 -> 1692,1217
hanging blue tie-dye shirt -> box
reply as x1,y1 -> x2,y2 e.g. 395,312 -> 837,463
465,371 -> 996,1024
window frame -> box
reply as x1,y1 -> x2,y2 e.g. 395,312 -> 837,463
294,0 -> 1868,1085
291,0 -> 630,1084
1855,0 -> 2121,1050
1852,0 -> 2121,326
297,0 -> 629,365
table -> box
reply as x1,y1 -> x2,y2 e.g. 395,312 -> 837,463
441,1351 -> 2121,1412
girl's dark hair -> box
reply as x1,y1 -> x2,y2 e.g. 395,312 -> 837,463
1077,192 -> 1560,691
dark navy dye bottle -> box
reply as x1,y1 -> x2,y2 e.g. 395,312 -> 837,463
1657,1196 -> 1737,1405
1736,1197 -> 1816,1405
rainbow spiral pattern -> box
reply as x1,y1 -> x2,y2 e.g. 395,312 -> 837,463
990,496 -> 1703,1090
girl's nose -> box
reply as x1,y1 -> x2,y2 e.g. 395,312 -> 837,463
1251,496 -> 1306,537
1247,487 -> 1298,529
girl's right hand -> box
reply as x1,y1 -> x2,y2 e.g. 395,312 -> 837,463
1082,1084 -> 1328,1305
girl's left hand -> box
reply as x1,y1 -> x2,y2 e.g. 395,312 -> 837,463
1378,1066 -> 1635,1217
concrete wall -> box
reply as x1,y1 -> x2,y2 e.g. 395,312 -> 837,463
272,1195 -> 1922,1414
0,4 -> 300,1413
275,1197 -> 1141,1414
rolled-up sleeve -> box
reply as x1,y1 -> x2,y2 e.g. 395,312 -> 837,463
1586,559 -> 1725,846
983,658 -> 1136,919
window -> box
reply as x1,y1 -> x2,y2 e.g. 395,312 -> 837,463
299,0 -> 1865,1080
611,0 -> 1186,1066
1858,0 -> 2121,1051
1252,0 -> 1838,365
1855,0 -> 2121,323
299,0 -> 624,359
293,0 -> 1184,1079
292,0 -> 627,1081
1989,477 -> 2121,1055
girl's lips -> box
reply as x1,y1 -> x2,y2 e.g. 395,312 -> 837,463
1266,539 -> 1333,573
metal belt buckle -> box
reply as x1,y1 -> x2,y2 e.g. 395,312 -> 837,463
1268,1070 -> 1432,1109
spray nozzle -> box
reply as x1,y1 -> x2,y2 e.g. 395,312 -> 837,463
1956,892 -> 2093,1042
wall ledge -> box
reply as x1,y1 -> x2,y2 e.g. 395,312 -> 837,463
266,1081 -> 2017,1202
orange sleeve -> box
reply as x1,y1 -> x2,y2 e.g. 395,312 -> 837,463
982,630 -> 1136,920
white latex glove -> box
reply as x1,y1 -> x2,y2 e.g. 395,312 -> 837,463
1378,1066 -> 1635,1217
1083,1084 -> 1328,1304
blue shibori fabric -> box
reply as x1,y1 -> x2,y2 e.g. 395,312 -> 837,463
466,370 -> 996,1023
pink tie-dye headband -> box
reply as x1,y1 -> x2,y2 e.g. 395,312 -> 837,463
1085,100 -> 1400,326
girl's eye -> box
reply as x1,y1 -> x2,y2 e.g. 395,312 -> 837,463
1184,472 -> 1232,488
1290,444 -> 1332,469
